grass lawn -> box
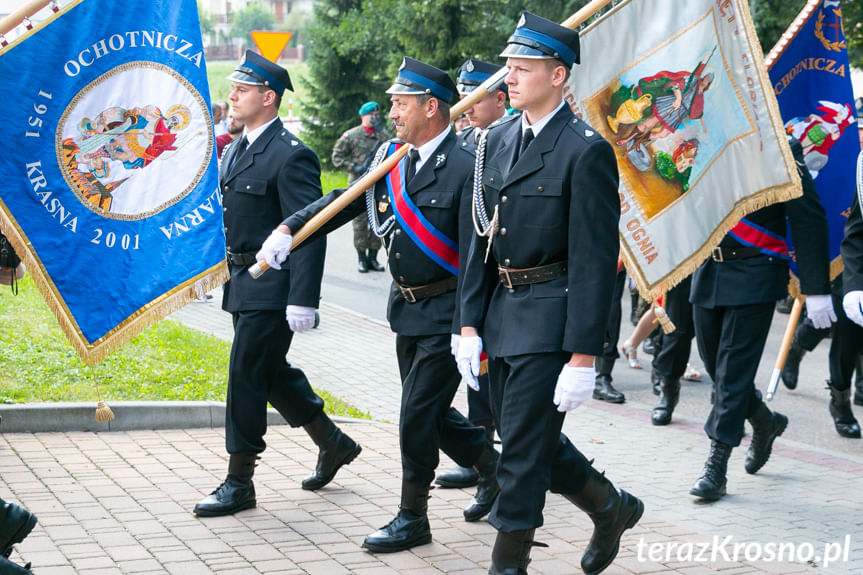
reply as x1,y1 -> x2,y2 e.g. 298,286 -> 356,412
0,276 -> 370,420
321,170 -> 348,195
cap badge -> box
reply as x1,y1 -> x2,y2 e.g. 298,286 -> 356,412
466,60 -> 475,72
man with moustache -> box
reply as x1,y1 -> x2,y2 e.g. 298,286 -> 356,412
256,57 -> 499,552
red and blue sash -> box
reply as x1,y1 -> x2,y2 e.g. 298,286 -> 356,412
384,143 -> 459,275
728,218 -> 790,260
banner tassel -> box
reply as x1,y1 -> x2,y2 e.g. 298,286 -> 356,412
652,300 -> 676,335
90,366 -> 115,423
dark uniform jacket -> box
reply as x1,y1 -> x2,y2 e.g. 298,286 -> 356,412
841,193 -> 863,293
460,106 -> 621,358
691,138 -> 830,307
220,119 -> 326,313
284,128 -> 475,336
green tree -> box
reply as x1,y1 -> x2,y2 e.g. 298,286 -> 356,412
843,0 -> 863,68
230,2 -> 276,45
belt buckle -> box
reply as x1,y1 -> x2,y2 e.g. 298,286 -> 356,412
711,247 -> 724,263
499,267 -> 513,289
400,285 -> 417,303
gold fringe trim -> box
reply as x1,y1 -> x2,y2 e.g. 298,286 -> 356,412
0,203 -> 228,366
787,255 -> 844,299
624,0 -> 801,303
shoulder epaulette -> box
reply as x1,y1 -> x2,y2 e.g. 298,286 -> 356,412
566,114 -> 602,142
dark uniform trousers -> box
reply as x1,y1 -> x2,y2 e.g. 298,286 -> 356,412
653,276 -> 694,380
226,309 -> 324,454
600,270 -> 627,362
219,120 -> 329,458
284,129 -> 486,488
397,333 -> 486,485
691,137 -> 830,448
460,107 -> 621,533
487,353 -> 590,531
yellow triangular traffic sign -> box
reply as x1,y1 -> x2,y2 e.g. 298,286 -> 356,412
250,30 -> 293,62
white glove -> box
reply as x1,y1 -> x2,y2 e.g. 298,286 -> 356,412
286,305 -> 316,333
805,294 -> 836,330
456,335 -> 482,392
553,365 -> 595,412
256,229 -> 293,270
842,290 -> 863,328
450,334 -> 461,358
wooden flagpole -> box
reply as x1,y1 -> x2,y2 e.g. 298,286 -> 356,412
248,0 -> 616,279
766,296 -> 805,400
0,0 -> 53,35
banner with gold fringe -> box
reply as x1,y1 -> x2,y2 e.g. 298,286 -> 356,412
563,0 -> 800,299
0,0 -> 227,364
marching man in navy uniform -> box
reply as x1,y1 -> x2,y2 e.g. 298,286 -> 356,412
435,58 -> 509,491
256,57 -> 499,552
194,51 -> 361,517
457,13 -> 643,575
688,136 -> 833,501
840,151 -> 863,415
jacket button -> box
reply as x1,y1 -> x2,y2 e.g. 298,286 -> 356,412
504,258 -> 510,266
395,229 -> 402,236
537,186 -> 544,192
500,227 -> 507,236
246,185 -> 251,190
224,226 -> 228,233
490,177 -> 495,183
224,186 -> 229,192
223,207 -> 227,213
395,253 -> 401,259
501,195 -> 508,203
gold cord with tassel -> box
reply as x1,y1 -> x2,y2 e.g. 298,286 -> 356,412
651,292 -> 676,335
90,366 -> 115,423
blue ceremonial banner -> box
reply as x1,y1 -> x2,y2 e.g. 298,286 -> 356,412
0,0 -> 227,363
766,0 -> 860,282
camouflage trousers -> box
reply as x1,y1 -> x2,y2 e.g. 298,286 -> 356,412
352,213 -> 382,252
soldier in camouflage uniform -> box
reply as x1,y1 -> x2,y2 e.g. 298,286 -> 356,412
331,101 -> 390,273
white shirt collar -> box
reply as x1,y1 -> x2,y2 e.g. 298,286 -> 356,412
243,116 -> 280,147
413,126 -> 452,173
521,100 -> 566,138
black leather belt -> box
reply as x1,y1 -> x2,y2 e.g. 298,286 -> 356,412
498,261 -> 567,288
227,251 -> 257,266
711,246 -> 763,262
396,276 -> 457,303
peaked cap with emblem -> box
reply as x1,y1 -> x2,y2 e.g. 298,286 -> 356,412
457,58 -> 507,96
227,49 -> 293,95
386,57 -> 457,104
500,11 -> 580,68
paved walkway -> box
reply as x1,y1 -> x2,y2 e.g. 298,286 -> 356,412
1,292 -> 861,574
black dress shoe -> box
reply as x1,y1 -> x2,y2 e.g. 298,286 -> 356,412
302,413 -> 362,491
651,378 -> 680,426
193,477 -> 256,517
357,252 -> 369,273
0,500 -> 37,557
593,375 -> 625,403
362,509 -> 432,552
435,464 -> 478,489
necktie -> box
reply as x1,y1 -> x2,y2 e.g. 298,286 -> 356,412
518,128 -> 534,159
229,136 -> 248,171
406,149 -> 420,183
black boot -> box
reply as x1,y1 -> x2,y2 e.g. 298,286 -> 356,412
0,498 -> 36,558
689,439 -> 732,501
362,480 -> 432,552
302,412 -> 362,491
464,444 -> 500,522
827,383 -> 861,438
651,377 -> 680,426
744,402 -> 788,474
357,251 -> 369,273
367,249 -> 385,272
780,340 -> 805,390
0,557 -> 33,574
651,367 -> 661,396
489,529 -> 539,575
193,454 -> 257,517
564,467 -> 643,575
593,358 -> 625,403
